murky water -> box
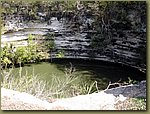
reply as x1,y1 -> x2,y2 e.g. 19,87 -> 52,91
12,59 -> 146,90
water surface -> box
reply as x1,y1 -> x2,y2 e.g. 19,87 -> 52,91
12,60 -> 146,90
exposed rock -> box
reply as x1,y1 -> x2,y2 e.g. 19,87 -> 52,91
104,80 -> 146,98
1,80 -> 146,110
1,2 -> 146,72
1,88 -> 51,110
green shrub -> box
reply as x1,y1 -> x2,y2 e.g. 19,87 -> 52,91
1,35 -> 42,67
56,50 -> 64,58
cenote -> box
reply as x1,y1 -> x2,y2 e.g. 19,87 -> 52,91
12,58 -> 146,92
1,1 -> 146,99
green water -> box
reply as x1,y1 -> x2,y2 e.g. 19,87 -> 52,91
12,60 -> 146,90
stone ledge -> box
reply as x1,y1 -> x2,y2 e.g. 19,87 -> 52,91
1,80 -> 146,110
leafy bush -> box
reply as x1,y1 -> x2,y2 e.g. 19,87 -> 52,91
1,35 -> 41,67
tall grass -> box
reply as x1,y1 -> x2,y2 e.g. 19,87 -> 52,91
1,67 -> 99,100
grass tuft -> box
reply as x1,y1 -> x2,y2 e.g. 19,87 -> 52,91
1,67 -> 98,100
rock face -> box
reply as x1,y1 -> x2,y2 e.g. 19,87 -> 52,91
2,17 -> 146,72
105,80 -> 146,98
1,2 -> 146,72
1,81 -> 146,110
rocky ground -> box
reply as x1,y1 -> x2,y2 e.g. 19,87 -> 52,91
1,80 -> 146,110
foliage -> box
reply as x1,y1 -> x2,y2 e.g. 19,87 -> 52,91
56,50 -> 64,58
45,40 -> 55,50
1,67 -> 50,99
1,33 -> 57,67
90,31 -> 112,50
1,1 -> 146,32
123,77 -> 138,85
1,25 -> 7,34
62,1 -> 77,11
1,66 -> 98,100
1,1 -> 146,23
89,1 -> 146,49
77,81 -> 99,95
115,97 -> 146,110
44,33 -> 55,50
1,35 -> 41,67
129,98 -> 146,110
1,43 -> 15,67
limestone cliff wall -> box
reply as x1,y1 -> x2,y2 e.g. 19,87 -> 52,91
1,1 -> 146,72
